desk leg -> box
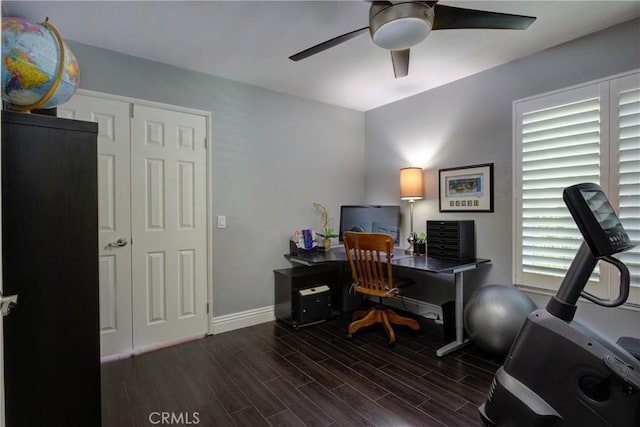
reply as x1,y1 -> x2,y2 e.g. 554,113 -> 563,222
436,271 -> 469,357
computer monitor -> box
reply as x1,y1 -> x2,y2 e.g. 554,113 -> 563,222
338,205 -> 401,245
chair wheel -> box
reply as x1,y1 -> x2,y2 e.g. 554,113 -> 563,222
347,334 -> 354,341
387,341 -> 395,348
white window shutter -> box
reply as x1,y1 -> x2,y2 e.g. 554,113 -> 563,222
515,72 -> 639,305
519,96 -> 601,282
614,82 -> 640,296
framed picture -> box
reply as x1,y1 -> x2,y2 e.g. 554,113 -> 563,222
439,163 -> 494,212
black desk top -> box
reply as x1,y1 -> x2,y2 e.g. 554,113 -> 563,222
285,247 -> 490,274
391,255 -> 490,273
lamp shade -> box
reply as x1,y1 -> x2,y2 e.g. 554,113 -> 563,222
400,167 -> 424,200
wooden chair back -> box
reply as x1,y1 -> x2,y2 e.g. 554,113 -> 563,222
343,232 -> 396,298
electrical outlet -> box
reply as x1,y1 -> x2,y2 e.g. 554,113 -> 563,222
217,215 -> 226,229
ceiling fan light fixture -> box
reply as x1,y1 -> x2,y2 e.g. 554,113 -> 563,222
373,17 -> 431,50
289,1 -> 537,80
370,2 -> 434,50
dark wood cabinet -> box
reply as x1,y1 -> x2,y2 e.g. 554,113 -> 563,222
2,110 -> 101,426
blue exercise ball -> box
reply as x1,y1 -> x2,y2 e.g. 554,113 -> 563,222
464,285 -> 537,356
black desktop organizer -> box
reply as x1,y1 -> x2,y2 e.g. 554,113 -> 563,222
427,220 -> 475,259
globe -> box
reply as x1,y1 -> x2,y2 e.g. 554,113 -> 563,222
1,17 -> 79,111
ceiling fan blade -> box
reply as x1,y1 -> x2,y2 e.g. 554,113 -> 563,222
391,49 -> 409,78
432,4 -> 536,30
289,27 -> 370,61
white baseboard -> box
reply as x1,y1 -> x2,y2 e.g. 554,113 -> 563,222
211,305 -> 275,334
208,298 -> 440,336
100,351 -> 134,364
100,334 -> 206,363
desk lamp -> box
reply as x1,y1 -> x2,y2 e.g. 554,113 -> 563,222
400,167 -> 424,254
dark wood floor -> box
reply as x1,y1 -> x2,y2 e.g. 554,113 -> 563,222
101,316 -> 503,426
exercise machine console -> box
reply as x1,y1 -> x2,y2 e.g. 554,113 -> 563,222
479,183 -> 639,426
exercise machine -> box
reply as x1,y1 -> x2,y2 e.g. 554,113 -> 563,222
479,183 -> 640,426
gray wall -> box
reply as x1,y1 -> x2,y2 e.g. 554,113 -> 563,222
67,40 -> 365,316
364,19 -> 640,338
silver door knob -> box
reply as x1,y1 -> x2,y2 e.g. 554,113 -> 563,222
107,238 -> 128,248
0,291 -> 18,317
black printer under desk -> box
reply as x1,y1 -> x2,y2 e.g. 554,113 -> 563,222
274,265 -> 339,329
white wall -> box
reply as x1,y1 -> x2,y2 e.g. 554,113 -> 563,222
67,41 -> 366,317
364,19 -> 640,338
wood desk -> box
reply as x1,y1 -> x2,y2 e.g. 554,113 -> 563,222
285,248 -> 490,357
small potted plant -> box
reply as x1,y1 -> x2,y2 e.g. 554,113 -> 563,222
314,202 -> 338,251
414,232 -> 426,255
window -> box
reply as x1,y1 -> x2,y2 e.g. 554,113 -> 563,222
514,71 -> 639,306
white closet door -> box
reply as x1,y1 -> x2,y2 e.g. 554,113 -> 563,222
59,95 -> 133,357
130,104 -> 208,350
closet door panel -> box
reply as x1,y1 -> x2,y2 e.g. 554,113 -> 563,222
131,104 -> 208,350
60,95 -> 133,357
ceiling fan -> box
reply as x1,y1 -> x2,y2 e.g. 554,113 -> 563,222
289,1 -> 536,78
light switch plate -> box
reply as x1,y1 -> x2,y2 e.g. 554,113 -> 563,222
217,215 -> 226,229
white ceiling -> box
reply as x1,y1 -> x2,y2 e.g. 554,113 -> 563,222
3,1 -> 640,111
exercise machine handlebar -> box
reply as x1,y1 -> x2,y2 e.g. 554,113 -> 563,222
581,254 -> 630,307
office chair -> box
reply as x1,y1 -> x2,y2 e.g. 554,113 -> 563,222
343,231 -> 420,346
